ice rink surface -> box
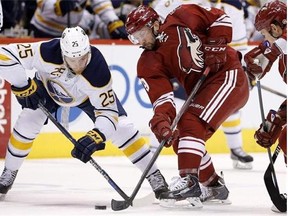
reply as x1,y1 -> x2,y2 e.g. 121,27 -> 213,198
0,152 -> 286,216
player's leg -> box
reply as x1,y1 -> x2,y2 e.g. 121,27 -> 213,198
222,111 -> 254,169
199,151 -> 230,204
158,113 -> 209,208
78,97 -> 169,199
0,108 -> 47,196
111,114 -> 168,199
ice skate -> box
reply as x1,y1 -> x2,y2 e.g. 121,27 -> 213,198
159,174 -> 203,209
200,172 -> 231,205
146,169 -> 169,199
230,147 -> 253,169
0,168 -> 18,199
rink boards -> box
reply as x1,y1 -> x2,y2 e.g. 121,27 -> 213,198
0,39 -> 285,158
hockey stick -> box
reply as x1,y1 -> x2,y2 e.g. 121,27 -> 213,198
111,67 -> 211,211
260,85 -> 286,99
256,81 -> 283,205
38,103 -> 147,204
264,144 -> 287,212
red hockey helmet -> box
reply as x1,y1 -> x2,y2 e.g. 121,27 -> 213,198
255,0 -> 287,31
125,5 -> 159,35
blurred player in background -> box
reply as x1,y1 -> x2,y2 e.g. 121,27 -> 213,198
30,0 -> 127,39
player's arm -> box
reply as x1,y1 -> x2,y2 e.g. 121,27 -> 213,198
255,100 -> 286,148
137,55 -> 176,146
244,39 -> 284,80
72,48 -> 119,163
181,5 -> 232,73
90,0 -> 127,39
0,43 -> 47,110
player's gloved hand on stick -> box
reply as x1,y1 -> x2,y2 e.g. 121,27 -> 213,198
72,128 -> 106,163
108,20 -> 128,39
11,78 -> 48,110
254,109 -> 286,148
203,38 -> 227,73
149,113 -> 175,147
244,40 -> 281,80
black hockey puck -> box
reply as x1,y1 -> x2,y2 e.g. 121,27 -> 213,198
95,205 -> 107,210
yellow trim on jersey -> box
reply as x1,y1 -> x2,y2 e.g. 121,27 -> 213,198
35,11 -> 65,31
228,41 -> 248,48
122,137 -> 146,157
10,134 -> 33,150
93,3 -> 113,14
108,20 -> 124,33
0,54 -> 11,61
222,118 -> 241,127
54,0 -> 63,16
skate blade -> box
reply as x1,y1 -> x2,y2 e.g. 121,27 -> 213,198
233,160 -> 253,170
203,198 -> 232,205
160,197 -> 203,209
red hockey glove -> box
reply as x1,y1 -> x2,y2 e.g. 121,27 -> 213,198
244,41 -> 281,80
165,129 -> 180,148
254,110 -> 286,148
149,113 -> 173,147
72,128 -> 106,163
203,38 -> 227,73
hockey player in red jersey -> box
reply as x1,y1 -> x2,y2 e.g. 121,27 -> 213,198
244,0 -> 286,162
126,4 -> 249,208
244,1 -> 286,212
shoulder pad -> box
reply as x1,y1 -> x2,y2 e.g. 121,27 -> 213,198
40,39 -> 63,64
82,46 -> 111,87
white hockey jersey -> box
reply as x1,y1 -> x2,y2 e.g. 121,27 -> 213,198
151,0 -> 248,52
30,0 -> 120,37
0,39 -> 118,137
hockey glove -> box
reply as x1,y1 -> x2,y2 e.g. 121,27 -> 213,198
72,128 -> 106,163
244,41 -> 280,80
203,38 -> 227,73
11,78 -> 48,110
149,113 -> 173,147
108,20 -> 128,39
254,110 -> 286,148
165,129 -> 179,148
54,0 -> 77,16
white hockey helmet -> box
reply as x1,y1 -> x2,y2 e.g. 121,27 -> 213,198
60,26 -> 90,58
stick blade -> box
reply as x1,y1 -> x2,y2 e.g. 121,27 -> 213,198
111,199 -> 131,211
264,166 -> 287,212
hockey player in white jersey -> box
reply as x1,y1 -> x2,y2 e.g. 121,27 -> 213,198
0,26 -> 168,199
30,0 -> 127,39
148,0 -> 254,170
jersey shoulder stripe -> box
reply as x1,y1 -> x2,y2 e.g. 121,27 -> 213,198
82,46 -> 111,88
40,39 -> 63,64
